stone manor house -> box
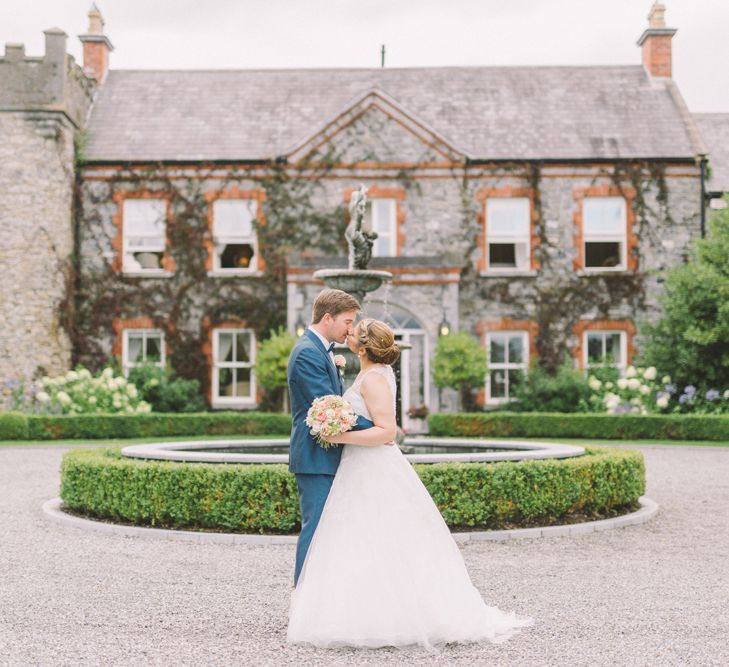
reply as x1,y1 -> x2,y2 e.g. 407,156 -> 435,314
1,4 -> 728,427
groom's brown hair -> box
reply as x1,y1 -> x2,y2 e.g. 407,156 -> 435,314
311,289 -> 361,324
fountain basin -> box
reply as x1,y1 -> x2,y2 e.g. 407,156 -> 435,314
120,437 -> 584,464
312,269 -> 392,297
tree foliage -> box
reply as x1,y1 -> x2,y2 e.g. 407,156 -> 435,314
432,332 -> 487,411
256,327 -> 297,411
641,197 -> 729,391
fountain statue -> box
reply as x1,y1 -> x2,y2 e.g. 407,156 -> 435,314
313,185 -> 393,303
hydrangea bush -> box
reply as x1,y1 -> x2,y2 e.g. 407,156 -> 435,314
10,367 -> 151,415
584,365 -> 729,415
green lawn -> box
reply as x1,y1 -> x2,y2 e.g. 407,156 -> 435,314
1,434 -> 727,448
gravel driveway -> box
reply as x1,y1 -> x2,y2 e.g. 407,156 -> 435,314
1,444 -> 728,667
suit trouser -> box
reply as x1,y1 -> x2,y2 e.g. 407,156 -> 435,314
293,473 -> 334,587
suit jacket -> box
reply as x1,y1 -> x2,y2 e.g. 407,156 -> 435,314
287,329 -> 372,474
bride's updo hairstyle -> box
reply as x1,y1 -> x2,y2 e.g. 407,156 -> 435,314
355,318 -> 400,366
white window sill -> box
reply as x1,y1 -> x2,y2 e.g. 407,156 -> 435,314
480,269 -> 538,278
208,271 -> 264,278
577,268 -> 629,276
211,400 -> 257,409
122,271 -> 174,278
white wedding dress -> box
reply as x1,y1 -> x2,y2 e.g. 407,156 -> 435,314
287,365 -> 532,650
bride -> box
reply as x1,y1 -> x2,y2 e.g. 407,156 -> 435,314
287,318 -> 532,650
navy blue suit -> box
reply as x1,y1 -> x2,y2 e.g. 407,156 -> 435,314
287,329 -> 372,585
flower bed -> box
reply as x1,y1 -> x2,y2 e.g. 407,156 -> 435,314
59,446 -> 644,533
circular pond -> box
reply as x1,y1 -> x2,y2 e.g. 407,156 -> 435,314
120,437 -> 585,464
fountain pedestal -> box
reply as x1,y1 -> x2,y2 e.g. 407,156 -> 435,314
313,268 -> 392,305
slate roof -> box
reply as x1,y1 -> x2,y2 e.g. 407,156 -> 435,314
694,113 -> 729,193
84,65 -> 698,163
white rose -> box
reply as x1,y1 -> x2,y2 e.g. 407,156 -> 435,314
617,378 -> 628,390
627,378 -> 641,390
656,395 -> 669,409
36,391 -> 50,403
625,366 -> 637,378
643,367 -> 657,380
639,384 -> 651,395
57,391 -> 71,406
588,377 -> 602,391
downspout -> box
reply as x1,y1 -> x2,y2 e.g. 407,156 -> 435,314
699,156 -> 707,238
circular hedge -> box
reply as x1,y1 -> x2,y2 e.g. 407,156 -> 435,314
60,445 -> 645,533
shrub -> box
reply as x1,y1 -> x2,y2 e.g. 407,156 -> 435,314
11,367 -> 152,416
432,332 -> 487,411
18,412 -> 291,441
509,359 -> 592,413
642,198 -> 729,392
255,327 -> 296,412
127,363 -> 206,413
0,412 -> 29,440
60,445 -> 644,532
428,411 -> 729,441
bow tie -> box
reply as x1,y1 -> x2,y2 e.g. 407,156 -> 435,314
327,342 -> 336,353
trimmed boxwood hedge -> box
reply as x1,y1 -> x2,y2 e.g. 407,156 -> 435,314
0,412 -> 291,441
428,412 -> 729,442
60,445 -> 645,533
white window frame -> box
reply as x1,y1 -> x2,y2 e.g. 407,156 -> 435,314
212,328 -> 256,407
122,329 -> 165,376
485,198 -> 531,272
212,199 -> 259,274
485,331 -> 529,404
365,198 -> 397,257
122,199 -> 167,274
583,330 -> 627,371
582,197 -> 627,272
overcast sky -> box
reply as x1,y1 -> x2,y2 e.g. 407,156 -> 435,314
2,0 -> 728,112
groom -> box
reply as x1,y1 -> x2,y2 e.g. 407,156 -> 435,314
287,288 -> 373,586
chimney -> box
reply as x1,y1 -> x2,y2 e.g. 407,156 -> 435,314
78,4 -> 113,83
636,2 -> 677,78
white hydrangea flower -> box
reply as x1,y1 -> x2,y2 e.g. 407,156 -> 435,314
617,378 -> 628,389
605,381 -> 613,389
656,395 -> 669,409
630,397 -> 642,405
126,384 -> 138,398
65,370 -> 79,382
627,378 -> 641,390
36,391 -> 50,403
88,396 -> 97,405
114,376 -> 126,388
625,366 -> 637,378
639,384 -> 651,395
724,389 -> 729,400
78,368 -> 92,379
662,375 -> 671,384
643,367 -> 657,380
102,368 -> 114,379
57,391 -> 71,406
588,376 -> 602,391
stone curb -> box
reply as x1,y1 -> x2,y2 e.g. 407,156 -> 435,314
42,496 -> 658,545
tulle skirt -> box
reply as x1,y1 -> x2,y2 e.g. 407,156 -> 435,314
287,443 -> 532,650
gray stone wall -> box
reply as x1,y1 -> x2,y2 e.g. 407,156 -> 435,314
0,32 -> 95,406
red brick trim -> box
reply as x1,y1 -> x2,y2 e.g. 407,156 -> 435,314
111,190 -> 175,274
203,188 -> 267,272
111,317 -> 157,357
571,319 -> 637,370
343,186 -> 406,255
572,184 -> 637,272
202,318 -> 260,406
475,318 -> 539,405
475,186 -> 540,272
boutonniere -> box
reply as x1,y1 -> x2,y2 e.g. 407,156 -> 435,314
333,354 -> 346,376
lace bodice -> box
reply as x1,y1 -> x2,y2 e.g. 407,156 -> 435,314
343,365 -> 396,422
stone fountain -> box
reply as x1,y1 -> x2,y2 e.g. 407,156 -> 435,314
313,185 -> 392,303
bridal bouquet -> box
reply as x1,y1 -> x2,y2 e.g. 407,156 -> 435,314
305,394 -> 358,449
